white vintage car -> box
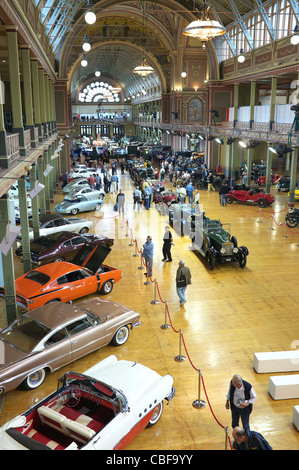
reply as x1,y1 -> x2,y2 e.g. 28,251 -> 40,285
17,214 -> 93,240
67,187 -> 105,200
63,178 -> 91,193
68,168 -> 97,180
0,355 -> 175,450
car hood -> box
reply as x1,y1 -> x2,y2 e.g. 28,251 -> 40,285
72,244 -> 111,273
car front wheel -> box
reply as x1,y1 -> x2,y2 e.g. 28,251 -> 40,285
71,208 -> 79,215
100,280 -> 113,294
257,198 -> 268,207
20,368 -> 47,390
79,227 -> 89,233
146,402 -> 163,427
111,325 -> 130,346
226,195 -> 234,204
285,215 -> 299,228
239,252 -> 247,268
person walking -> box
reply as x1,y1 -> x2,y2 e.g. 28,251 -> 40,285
225,374 -> 257,433
219,183 -> 229,206
110,173 -> 118,194
208,172 -> 215,191
142,236 -> 154,278
116,189 -> 125,215
133,187 -> 141,210
232,427 -> 272,450
175,260 -> 191,306
162,225 -> 173,262
186,182 -> 194,204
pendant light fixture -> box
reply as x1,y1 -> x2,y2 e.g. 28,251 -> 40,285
133,58 -> 155,77
133,2 -> 155,77
85,0 -> 96,24
183,0 -> 226,48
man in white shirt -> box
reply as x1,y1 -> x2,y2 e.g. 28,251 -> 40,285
225,374 -> 257,432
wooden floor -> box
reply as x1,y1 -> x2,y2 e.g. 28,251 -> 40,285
1,168 -> 299,451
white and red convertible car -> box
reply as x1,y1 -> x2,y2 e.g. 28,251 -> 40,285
0,355 -> 175,450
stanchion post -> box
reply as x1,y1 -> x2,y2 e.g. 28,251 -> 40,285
133,241 -> 139,257
151,279 -> 160,304
161,300 -> 170,329
192,369 -> 206,408
225,426 -> 230,450
174,328 -> 186,362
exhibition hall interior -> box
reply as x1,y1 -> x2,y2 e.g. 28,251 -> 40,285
0,0 -> 299,451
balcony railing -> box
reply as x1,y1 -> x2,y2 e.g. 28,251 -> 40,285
6,133 -> 20,164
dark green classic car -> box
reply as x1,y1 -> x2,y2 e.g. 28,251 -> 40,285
190,218 -> 249,270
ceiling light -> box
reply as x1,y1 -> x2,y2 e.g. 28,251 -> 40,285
239,141 -> 247,148
181,71 -> 187,78
291,25 -> 299,45
183,0 -> 226,48
95,71 -> 101,77
237,49 -> 245,63
84,1 -> 96,25
81,54 -> 88,67
82,42 -> 91,52
133,59 -> 155,77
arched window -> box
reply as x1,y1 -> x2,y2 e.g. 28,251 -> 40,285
78,81 -> 121,103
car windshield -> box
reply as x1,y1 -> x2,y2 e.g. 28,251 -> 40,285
24,271 -> 51,285
0,316 -> 50,353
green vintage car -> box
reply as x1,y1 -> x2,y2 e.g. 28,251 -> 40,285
190,218 -> 249,270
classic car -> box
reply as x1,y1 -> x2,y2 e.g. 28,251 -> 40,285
0,355 -> 174,450
15,231 -> 114,266
285,208 -> 299,228
288,189 -> 299,200
68,168 -> 97,181
194,173 -> 226,190
67,187 -> 105,200
55,195 -> 103,215
256,173 -> 282,185
226,188 -> 275,207
17,214 -> 94,240
190,216 -> 249,269
154,189 -> 178,208
63,178 -> 91,193
0,300 -> 141,394
1,244 -> 122,311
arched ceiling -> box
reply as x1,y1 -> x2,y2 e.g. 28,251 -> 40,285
34,0 -> 269,99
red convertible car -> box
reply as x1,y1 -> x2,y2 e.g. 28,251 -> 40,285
0,245 -> 122,311
257,174 -> 282,185
226,188 -> 275,207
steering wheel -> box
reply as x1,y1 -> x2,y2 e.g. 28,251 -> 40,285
66,387 -> 81,408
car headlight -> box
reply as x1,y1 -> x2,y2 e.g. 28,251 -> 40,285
220,248 -> 225,254
233,247 -> 238,253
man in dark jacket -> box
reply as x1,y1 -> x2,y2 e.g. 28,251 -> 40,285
175,260 -> 191,306
225,374 -> 257,432
232,426 -> 273,450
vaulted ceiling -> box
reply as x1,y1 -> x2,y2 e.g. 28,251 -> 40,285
2,1 -> 274,98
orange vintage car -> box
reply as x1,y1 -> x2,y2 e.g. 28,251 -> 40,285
0,245 -> 122,311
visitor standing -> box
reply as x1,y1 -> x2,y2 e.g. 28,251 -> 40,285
175,260 -> 191,306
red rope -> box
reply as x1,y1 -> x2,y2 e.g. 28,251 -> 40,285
127,221 -> 232,448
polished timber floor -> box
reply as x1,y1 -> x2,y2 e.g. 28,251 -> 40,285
0,167 -> 299,451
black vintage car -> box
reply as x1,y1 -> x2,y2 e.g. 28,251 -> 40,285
169,204 -> 248,269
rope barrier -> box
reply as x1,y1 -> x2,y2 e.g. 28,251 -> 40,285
122,214 -> 233,450
258,208 -> 299,235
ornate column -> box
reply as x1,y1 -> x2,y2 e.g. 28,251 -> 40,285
0,73 -> 9,168
30,163 -> 40,240
18,176 -> 31,274
0,195 -> 17,322
6,26 -> 25,156
38,66 -> 48,139
31,59 -> 43,142
269,76 -> 277,130
21,46 -> 36,148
